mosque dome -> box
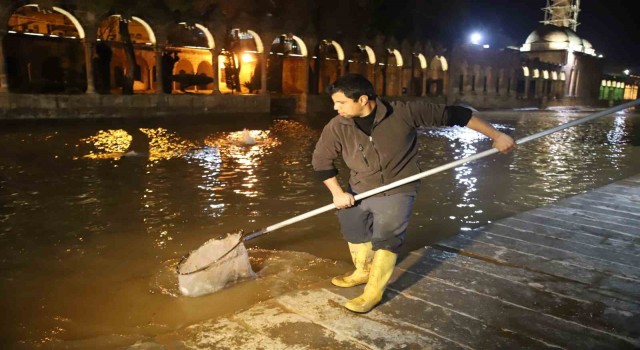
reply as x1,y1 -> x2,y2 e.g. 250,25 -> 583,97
524,25 -> 568,44
520,24 -> 594,56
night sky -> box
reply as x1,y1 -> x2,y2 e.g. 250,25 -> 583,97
375,0 -> 638,75
471,0 -> 638,74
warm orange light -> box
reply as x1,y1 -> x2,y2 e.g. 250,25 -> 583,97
241,53 -> 255,63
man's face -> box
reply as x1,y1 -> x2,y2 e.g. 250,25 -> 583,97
331,92 -> 368,118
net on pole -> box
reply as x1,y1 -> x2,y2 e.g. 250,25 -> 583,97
177,233 -> 256,297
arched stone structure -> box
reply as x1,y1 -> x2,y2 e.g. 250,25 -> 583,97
268,34 -> 308,94
218,28 -> 263,94
346,44 -> 375,84
428,56 -> 447,96
196,61 -> 214,90
4,4 -> 87,93
96,14 -> 157,94
408,53 -> 426,96
0,1 -> 625,110
166,22 -> 216,94
310,39 -> 343,95
384,48 -> 403,96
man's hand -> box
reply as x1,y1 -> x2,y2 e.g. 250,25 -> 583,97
322,176 -> 356,209
333,191 -> 355,209
465,116 -> 516,154
493,132 -> 516,153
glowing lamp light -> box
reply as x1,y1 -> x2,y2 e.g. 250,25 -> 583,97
242,53 -> 255,63
470,32 -> 482,45
624,69 -> 630,75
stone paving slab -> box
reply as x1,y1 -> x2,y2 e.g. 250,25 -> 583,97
149,174 -> 640,349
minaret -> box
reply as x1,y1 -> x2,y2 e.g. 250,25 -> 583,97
541,0 -> 580,32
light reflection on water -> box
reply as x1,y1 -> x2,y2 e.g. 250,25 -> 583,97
424,124 -> 515,230
0,110 -> 639,347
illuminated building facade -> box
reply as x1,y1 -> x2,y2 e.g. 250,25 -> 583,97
0,0 -> 635,117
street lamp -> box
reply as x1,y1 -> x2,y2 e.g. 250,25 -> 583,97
470,32 -> 482,45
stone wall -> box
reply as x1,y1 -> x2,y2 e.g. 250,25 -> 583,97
306,93 -> 543,115
0,93 -> 270,119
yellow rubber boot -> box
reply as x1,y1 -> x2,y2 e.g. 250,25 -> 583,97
344,249 -> 397,313
331,242 -> 374,288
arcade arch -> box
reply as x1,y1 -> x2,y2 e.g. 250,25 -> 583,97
96,14 -> 156,94
347,45 -> 375,84
408,53 -> 426,96
5,4 -> 86,93
219,29 -> 263,94
426,56 -> 447,96
374,48 -> 403,96
268,34 -> 307,94
165,22 -> 216,94
310,39 -> 343,94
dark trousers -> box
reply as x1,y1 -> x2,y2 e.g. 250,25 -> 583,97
337,191 -> 416,253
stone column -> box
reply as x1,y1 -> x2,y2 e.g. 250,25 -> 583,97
210,48 -> 220,94
421,69 -> 427,96
442,70 -> 449,97
303,54 -> 310,94
567,69 -> 575,97
153,26 -> 168,94
340,41 -> 355,77
259,49 -> 267,94
154,46 -> 163,94
82,39 -> 96,94
0,31 -> 8,93
305,37 -> 318,94
260,33 -> 274,95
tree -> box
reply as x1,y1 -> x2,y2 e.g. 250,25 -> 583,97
92,0 -> 173,94
118,18 -> 136,94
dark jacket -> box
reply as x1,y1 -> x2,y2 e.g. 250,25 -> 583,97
312,98 -> 468,195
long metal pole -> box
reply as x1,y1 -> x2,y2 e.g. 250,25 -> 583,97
243,99 -> 640,242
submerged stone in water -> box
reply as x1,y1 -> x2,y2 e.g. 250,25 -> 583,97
177,232 -> 256,297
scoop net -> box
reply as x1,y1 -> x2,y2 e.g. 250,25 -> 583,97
176,232 -> 256,297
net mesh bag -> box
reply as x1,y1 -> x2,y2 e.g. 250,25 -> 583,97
178,232 -> 256,297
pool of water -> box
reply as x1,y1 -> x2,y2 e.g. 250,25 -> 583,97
1,107 -> 639,348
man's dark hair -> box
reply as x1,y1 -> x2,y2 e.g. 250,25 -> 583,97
327,73 -> 377,101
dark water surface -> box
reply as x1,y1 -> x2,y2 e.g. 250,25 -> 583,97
1,108 -> 639,348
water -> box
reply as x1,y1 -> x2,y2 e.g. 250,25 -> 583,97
1,108 -> 639,348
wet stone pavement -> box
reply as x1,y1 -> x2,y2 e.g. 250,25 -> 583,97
137,174 -> 640,349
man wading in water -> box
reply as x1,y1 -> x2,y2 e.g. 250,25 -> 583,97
312,73 -> 515,313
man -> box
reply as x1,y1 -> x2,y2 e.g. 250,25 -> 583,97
312,73 -> 515,313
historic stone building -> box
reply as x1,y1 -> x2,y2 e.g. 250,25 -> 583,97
0,0 -> 636,118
